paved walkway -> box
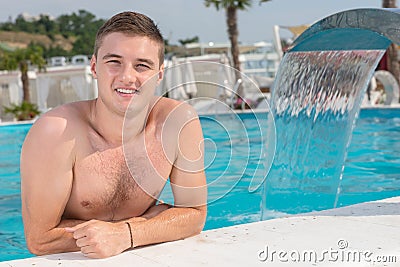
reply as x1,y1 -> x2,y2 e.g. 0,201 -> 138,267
2,196 -> 400,266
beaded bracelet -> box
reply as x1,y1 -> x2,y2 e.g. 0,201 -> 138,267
125,222 -> 133,248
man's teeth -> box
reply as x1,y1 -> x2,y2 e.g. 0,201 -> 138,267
116,88 -> 138,94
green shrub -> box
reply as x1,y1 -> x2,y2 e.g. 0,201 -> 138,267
4,101 -> 41,121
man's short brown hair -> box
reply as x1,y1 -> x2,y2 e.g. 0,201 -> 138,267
94,11 -> 164,66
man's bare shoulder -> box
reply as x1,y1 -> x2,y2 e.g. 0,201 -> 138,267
21,101 -> 92,171
150,96 -> 198,122
28,101 -> 92,140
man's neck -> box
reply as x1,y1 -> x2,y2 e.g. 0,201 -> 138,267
90,99 -> 149,145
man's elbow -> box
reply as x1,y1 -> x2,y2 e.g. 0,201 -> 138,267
26,237 -> 49,256
193,222 -> 205,236
193,206 -> 207,234
25,231 -> 57,256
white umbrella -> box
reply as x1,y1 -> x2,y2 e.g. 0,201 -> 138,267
164,57 -> 198,100
163,56 -> 186,100
182,58 -> 197,99
8,74 -> 23,105
218,53 -> 235,99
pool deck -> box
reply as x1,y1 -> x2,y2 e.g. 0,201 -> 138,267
2,196 -> 399,267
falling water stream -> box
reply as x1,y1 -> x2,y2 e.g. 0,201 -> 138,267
262,50 -> 384,217
261,8 -> 400,219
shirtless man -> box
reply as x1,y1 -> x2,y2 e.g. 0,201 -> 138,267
20,11 -> 207,259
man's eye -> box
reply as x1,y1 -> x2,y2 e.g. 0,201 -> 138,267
106,60 -> 121,64
137,64 -> 150,68
136,64 -> 151,72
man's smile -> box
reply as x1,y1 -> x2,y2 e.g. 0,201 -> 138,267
115,88 -> 140,95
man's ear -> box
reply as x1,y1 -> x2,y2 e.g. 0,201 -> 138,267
90,55 -> 97,78
157,63 -> 164,85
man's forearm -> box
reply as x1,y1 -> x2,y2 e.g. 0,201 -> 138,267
27,206 -> 206,257
128,206 -> 206,248
26,219 -> 86,255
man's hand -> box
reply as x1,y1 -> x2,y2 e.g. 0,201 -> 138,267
65,219 -> 134,258
64,205 -> 172,258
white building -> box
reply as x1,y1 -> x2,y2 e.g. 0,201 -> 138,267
0,65 -> 97,122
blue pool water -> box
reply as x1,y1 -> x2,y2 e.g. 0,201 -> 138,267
1,108 -> 400,261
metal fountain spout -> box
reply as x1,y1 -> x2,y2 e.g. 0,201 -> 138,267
261,8 -> 400,219
289,8 -> 400,51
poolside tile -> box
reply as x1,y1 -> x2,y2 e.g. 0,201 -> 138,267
2,196 -> 400,266
0,250 -> 166,267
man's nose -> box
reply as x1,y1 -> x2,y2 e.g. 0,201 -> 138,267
120,64 -> 137,84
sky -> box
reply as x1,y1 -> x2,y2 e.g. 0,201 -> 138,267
0,0 -> 382,45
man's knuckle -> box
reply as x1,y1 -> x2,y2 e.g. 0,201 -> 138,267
87,227 -> 97,235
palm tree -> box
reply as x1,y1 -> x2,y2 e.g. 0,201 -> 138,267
204,0 -> 271,105
383,0 -> 400,101
0,44 -> 46,103
0,44 -> 46,120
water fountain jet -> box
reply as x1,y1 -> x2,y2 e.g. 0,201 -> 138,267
262,8 -> 400,219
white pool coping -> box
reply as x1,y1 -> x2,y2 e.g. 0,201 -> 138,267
2,196 -> 399,266
1,105 -> 399,126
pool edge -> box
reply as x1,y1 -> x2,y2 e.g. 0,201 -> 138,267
2,196 -> 399,266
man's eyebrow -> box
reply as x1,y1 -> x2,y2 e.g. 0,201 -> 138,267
102,54 -> 155,66
102,53 -> 122,60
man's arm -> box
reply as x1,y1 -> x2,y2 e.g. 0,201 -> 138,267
127,102 -> 207,246
21,113 -> 84,255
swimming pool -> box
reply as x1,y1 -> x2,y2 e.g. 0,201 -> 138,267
0,108 -> 399,261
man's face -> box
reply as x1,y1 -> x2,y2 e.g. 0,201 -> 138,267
91,32 -> 164,115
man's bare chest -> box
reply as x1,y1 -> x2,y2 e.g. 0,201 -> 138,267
63,134 -> 173,221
